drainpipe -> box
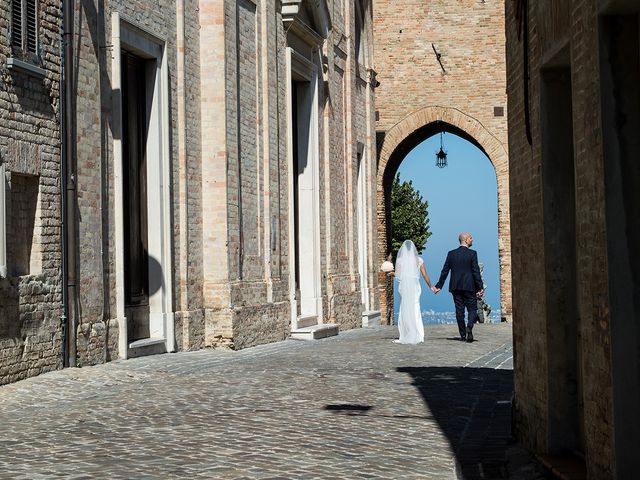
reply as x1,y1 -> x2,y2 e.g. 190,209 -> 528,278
60,2 -> 67,367
176,0 -> 188,315
61,0 -> 77,367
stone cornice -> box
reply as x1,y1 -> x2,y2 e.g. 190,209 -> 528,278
287,17 -> 325,47
281,0 -> 332,41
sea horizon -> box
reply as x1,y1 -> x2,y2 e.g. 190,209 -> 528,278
393,309 -> 503,325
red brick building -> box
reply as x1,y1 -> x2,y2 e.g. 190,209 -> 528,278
506,1 -> 640,477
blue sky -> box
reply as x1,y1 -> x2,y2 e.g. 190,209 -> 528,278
393,132 -> 500,315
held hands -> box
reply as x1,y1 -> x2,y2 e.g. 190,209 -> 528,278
431,286 -> 441,294
477,289 -> 484,297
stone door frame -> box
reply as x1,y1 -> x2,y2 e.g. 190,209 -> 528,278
282,0 -> 330,330
377,105 -> 512,325
285,46 -> 324,329
111,13 -> 175,358
356,141 -> 371,311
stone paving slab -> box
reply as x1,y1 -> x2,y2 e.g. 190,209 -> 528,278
0,323 -> 548,479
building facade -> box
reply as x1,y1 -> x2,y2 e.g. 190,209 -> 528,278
506,0 -> 640,477
0,0 -> 379,384
0,0 -> 63,382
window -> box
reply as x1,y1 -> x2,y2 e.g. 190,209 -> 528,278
6,172 -> 42,276
354,0 -> 366,66
11,0 -> 39,60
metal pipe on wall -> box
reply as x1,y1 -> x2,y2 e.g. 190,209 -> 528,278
59,0 -> 68,367
61,0 -> 78,368
176,0 -> 188,316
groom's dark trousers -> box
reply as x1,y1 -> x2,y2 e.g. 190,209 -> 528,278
435,246 -> 484,339
453,291 -> 479,339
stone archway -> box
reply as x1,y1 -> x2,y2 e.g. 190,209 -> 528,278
377,106 -> 512,325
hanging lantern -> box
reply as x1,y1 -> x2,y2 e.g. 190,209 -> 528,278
435,131 -> 448,168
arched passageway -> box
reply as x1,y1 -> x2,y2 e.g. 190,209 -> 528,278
377,106 -> 511,325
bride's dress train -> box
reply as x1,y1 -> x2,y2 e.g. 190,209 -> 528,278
395,240 -> 425,344
397,276 -> 424,344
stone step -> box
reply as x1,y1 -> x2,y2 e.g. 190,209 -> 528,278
128,337 -> 167,358
296,314 -> 318,328
290,323 -> 339,341
362,310 -> 381,327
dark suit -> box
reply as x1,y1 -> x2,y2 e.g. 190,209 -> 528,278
435,246 -> 484,338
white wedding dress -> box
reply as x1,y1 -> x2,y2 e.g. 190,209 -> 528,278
395,240 -> 425,344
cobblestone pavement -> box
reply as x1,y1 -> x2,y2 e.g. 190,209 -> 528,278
0,323 -> 548,479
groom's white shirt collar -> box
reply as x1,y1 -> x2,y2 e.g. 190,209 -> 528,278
459,244 -> 469,248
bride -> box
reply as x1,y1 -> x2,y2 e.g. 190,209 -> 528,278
391,240 -> 436,344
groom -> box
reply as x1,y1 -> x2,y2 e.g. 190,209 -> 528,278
434,232 -> 484,342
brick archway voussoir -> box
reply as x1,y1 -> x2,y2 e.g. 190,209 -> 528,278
378,106 -> 508,189
376,105 -> 512,325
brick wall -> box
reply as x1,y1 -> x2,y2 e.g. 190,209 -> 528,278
71,0 -> 188,364
0,0 -> 378,382
505,0 -> 634,477
0,0 -> 63,384
218,0 -> 377,341
323,0 -> 378,329
504,0 -> 549,454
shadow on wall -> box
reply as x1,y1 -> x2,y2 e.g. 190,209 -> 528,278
0,280 -> 20,338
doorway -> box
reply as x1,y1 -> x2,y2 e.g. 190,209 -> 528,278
287,48 -> 322,328
112,16 -> 175,358
540,58 -> 584,455
121,50 -> 150,341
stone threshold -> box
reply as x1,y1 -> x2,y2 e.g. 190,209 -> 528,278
290,323 -> 339,341
362,310 -> 381,327
128,337 -> 167,358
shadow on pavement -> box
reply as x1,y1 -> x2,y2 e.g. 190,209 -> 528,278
398,366 -> 527,480
324,404 -> 373,412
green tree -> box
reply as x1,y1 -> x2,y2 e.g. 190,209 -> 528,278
391,173 -> 431,256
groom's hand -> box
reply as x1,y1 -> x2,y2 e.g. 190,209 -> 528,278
432,287 -> 440,294
477,289 -> 484,297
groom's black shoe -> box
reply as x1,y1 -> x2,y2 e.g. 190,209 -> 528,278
466,327 -> 473,343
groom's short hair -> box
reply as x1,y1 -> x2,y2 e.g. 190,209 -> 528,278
459,232 -> 471,244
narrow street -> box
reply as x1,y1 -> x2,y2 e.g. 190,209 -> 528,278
0,324 -> 547,479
